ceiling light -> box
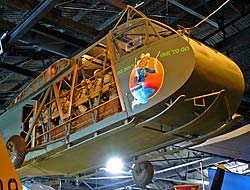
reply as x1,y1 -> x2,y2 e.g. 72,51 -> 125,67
106,157 -> 123,174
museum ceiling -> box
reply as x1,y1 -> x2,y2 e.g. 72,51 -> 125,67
1,1 -> 250,189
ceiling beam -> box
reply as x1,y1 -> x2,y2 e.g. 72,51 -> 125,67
72,0 -> 100,21
168,0 -> 218,28
0,18 -> 86,57
162,0 -> 212,25
202,10 -> 250,42
103,0 -> 127,10
213,25 -> 250,52
4,0 -> 61,51
2,0 -> 99,37
21,25 -> 84,57
96,0 -> 127,31
0,62 -> 39,78
99,0 -> 146,31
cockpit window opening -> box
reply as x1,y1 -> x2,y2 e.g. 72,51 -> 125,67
111,18 -> 175,59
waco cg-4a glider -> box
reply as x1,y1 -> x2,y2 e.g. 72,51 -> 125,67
0,5 -> 244,188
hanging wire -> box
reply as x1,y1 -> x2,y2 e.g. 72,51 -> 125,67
180,0 -> 230,34
192,0 -> 230,29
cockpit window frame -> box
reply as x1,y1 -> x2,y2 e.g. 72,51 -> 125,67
110,18 -> 176,60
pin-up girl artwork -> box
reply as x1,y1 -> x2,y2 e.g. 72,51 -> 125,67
129,52 -> 164,109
